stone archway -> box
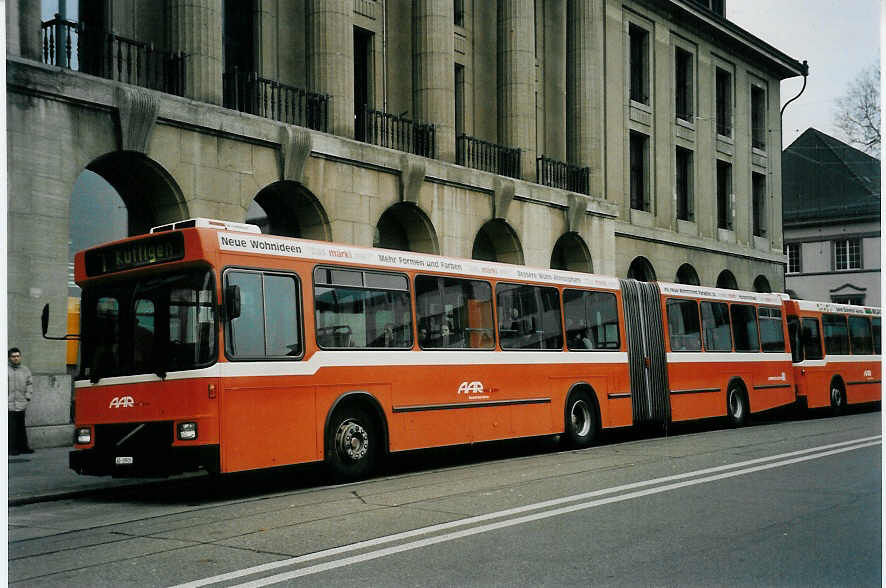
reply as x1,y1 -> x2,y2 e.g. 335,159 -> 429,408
716,270 -> 739,290
551,232 -> 593,273
86,151 -> 187,235
472,219 -> 524,265
373,202 -> 439,254
753,275 -> 772,293
675,263 -> 700,286
247,181 -> 331,241
627,256 -> 656,282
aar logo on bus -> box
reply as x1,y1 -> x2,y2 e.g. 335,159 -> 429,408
109,396 -> 135,409
457,381 -> 489,400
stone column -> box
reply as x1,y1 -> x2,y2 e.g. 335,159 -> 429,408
497,0 -> 536,181
168,0 -> 223,105
308,0 -> 354,139
414,0 -> 455,162
567,0 -> 605,196
7,0 -> 43,61
543,0 -> 567,162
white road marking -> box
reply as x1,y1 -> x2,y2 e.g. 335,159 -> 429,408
171,435 -> 880,588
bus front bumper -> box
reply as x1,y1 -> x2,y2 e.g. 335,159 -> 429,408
69,445 -> 220,478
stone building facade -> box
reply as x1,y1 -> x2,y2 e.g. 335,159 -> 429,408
6,0 -> 806,446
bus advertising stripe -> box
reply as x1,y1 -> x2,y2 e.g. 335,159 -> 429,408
669,387 -> 720,395
392,398 -> 551,413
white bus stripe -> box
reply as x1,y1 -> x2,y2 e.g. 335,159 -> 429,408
170,435 -> 880,588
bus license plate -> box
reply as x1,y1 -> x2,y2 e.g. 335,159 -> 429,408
115,457 -> 134,465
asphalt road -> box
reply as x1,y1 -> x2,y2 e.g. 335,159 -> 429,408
8,409 -> 881,587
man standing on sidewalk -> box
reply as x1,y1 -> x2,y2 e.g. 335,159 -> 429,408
8,347 -> 34,455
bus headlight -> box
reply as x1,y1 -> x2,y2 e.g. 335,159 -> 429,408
177,422 -> 198,441
75,427 -> 92,444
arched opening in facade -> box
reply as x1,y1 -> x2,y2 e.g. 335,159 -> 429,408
373,202 -> 439,254
247,181 -> 331,241
785,289 -> 799,299
70,153 -> 187,295
472,219 -> 524,265
87,152 -> 187,235
675,263 -> 700,286
753,275 -> 772,293
716,270 -> 739,290
627,256 -> 656,282
550,232 -> 593,273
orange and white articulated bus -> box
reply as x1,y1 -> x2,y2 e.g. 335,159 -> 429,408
53,219 -> 874,481
784,299 -> 881,413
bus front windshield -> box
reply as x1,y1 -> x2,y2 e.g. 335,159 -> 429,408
79,268 -> 217,381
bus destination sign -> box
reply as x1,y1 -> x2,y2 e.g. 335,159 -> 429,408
84,233 -> 185,276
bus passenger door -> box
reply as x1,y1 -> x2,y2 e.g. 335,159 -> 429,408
619,280 -> 670,427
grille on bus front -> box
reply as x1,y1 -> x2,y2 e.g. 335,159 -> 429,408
94,422 -> 174,452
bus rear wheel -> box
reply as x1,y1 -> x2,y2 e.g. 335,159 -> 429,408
829,381 -> 845,416
726,384 -> 748,427
564,391 -> 597,448
326,405 -> 378,482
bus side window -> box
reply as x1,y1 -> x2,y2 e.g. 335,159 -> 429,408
415,275 -> 494,349
787,316 -> 802,362
226,270 -> 302,359
666,299 -> 701,351
730,304 -> 759,352
497,284 -> 562,350
801,318 -> 823,360
563,289 -> 620,351
873,318 -> 881,354
848,315 -> 873,355
701,301 -> 732,351
822,314 -> 850,356
759,307 -> 785,352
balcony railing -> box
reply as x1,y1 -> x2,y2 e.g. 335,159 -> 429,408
457,135 -> 521,179
41,14 -> 186,97
359,107 -> 435,158
223,70 -> 330,132
536,157 -> 590,195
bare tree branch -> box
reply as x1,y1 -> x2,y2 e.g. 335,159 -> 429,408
834,61 -> 880,156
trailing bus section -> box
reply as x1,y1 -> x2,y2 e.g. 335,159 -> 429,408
57,219 -> 881,481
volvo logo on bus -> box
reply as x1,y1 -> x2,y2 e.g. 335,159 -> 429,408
109,396 -> 135,409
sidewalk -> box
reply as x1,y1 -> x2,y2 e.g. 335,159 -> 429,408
8,447 -> 163,506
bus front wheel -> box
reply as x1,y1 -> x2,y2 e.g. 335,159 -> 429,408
564,391 -> 598,448
326,405 -> 378,482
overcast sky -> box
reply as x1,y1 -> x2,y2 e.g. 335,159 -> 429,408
726,0 -> 881,150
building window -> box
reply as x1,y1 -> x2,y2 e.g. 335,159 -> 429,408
715,67 -> 732,137
716,160 -> 732,230
785,243 -> 801,274
455,64 -> 465,138
629,24 -> 650,105
752,172 -> 767,237
454,0 -> 464,27
833,238 -> 861,270
675,147 -> 693,221
751,84 -> 766,150
630,131 -> 650,211
675,47 -> 693,122
832,294 -> 865,306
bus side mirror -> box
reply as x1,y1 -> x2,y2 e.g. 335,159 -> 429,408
41,303 -> 80,341
41,304 -> 50,337
225,285 -> 241,320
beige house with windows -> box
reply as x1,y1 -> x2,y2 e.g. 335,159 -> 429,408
782,129 -> 881,306
7,0 -> 805,445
